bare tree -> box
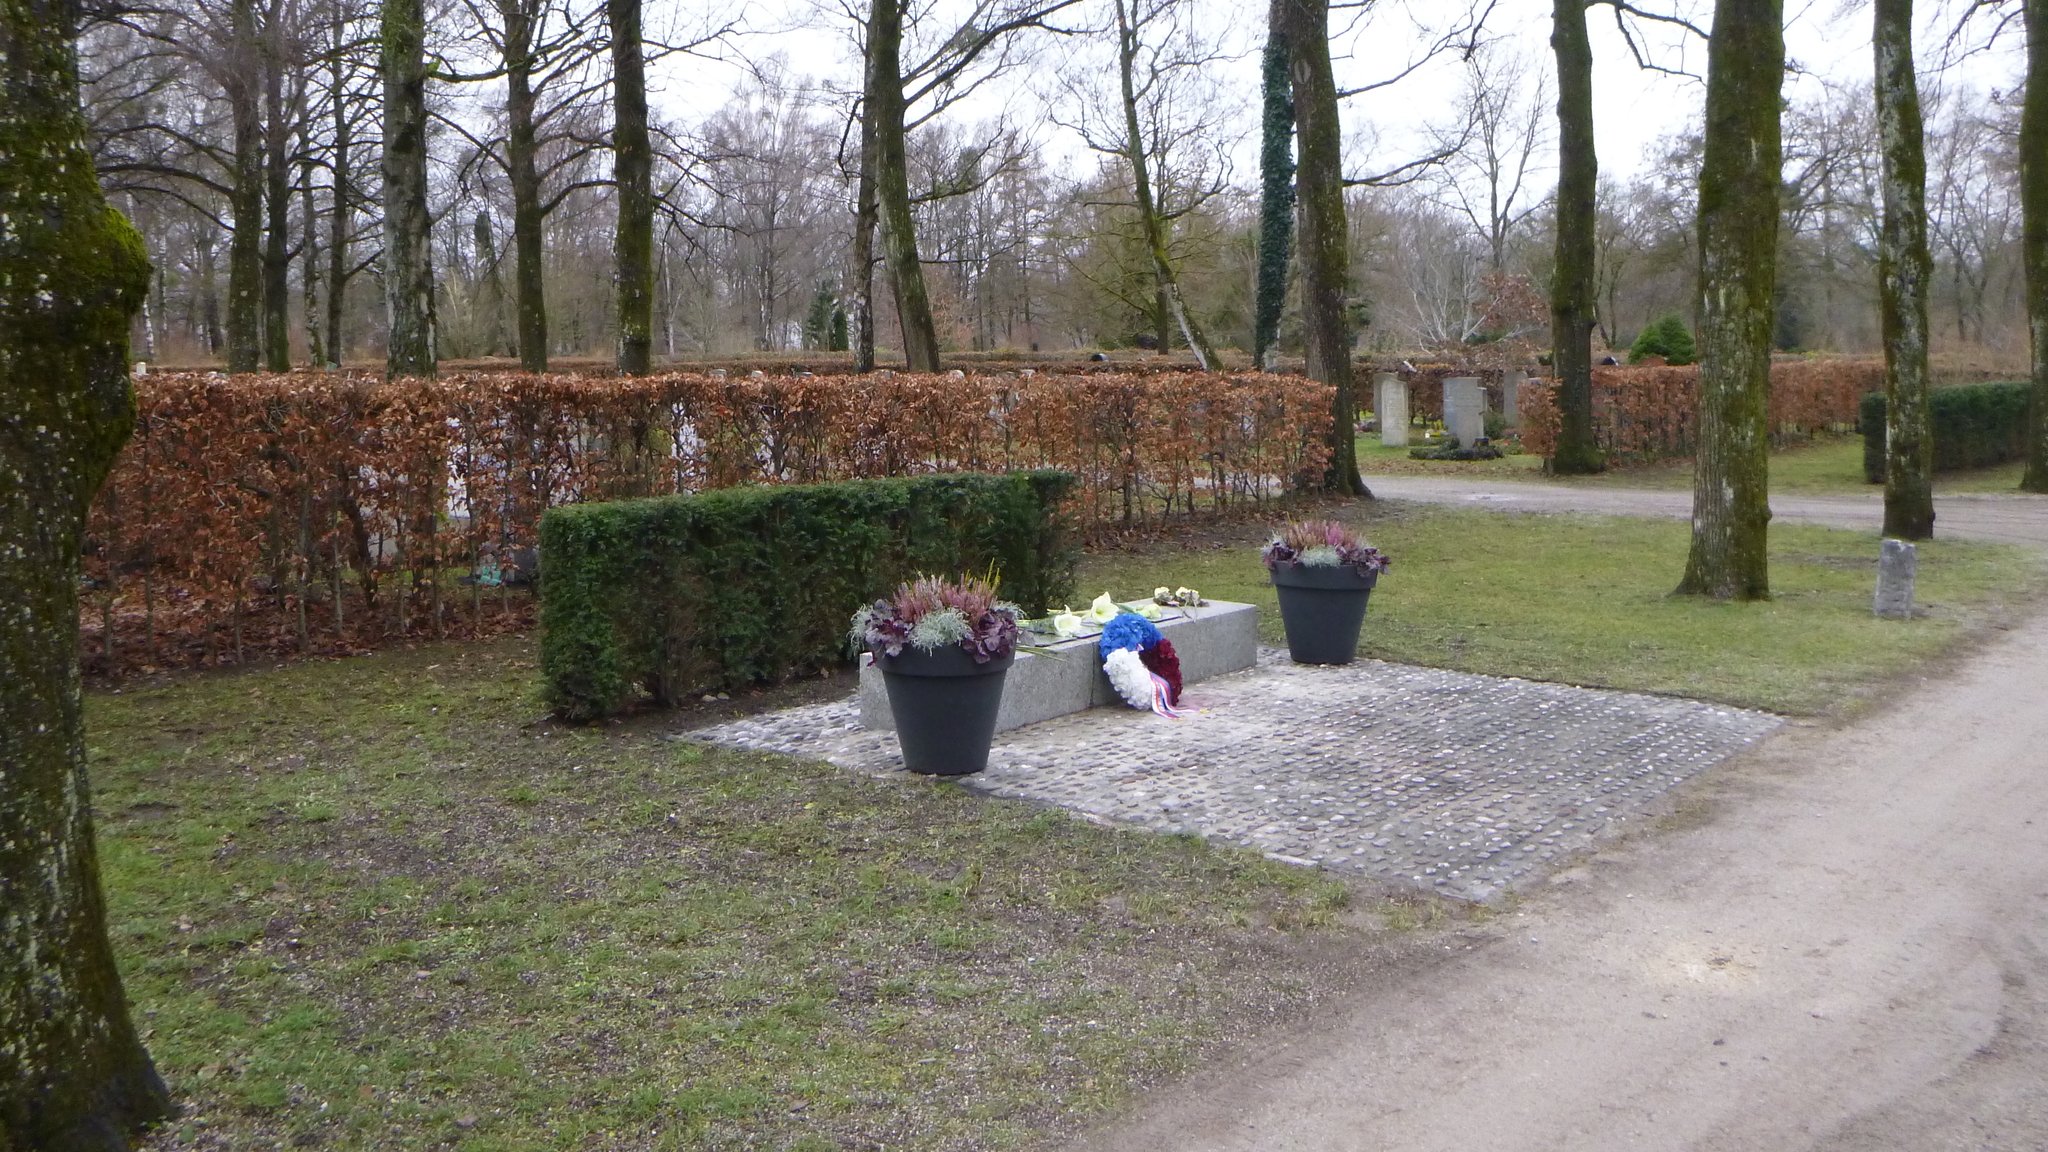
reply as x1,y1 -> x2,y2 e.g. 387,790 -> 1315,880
1677,0 -> 1782,600
1875,0 -> 1935,537
1,0 -> 175,1143
384,0 -> 438,376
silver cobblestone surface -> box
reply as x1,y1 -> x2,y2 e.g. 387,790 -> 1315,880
685,650 -> 1781,902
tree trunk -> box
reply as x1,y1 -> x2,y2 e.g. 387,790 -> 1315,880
0,0 -> 176,1143
852,93 -> 879,371
261,34 -> 293,371
609,0 -> 654,375
1253,7 -> 1294,372
199,223 -> 224,354
225,0 -> 263,372
324,9 -> 350,369
1677,0 -> 1781,599
1277,0 -> 1365,495
474,212 -> 511,355
1875,0 -> 1935,537
1115,0 -> 1215,370
2023,0 -> 2048,491
1547,0 -> 1603,474
382,0 -> 437,377
503,2 -> 547,371
865,0 -> 942,371
301,153 -> 321,368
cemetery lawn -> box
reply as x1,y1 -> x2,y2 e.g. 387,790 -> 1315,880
1493,435 -> 2028,495
1081,502 -> 2045,716
92,642 -> 1432,1152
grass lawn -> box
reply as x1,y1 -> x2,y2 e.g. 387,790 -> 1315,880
95,641 -> 1428,1152
1359,432 -> 2029,496
1080,501 -> 2045,716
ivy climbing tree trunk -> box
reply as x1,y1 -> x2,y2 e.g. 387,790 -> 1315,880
609,0 -> 654,375
2023,0 -> 2048,492
1547,0 -> 1604,475
863,0 -> 943,372
1677,0 -> 1782,599
1252,3 -> 1293,372
382,0 -> 437,378
1874,0 -> 1935,537
0,0 -> 176,1144
1277,0 -> 1365,495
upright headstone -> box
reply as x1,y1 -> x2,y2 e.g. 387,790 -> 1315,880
1443,376 -> 1485,446
1874,539 -> 1917,619
1377,372 -> 1409,447
1501,370 -> 1522,430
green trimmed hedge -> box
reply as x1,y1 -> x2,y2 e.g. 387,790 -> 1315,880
540,472 -> 1077,720
1861,381 -> 2031,483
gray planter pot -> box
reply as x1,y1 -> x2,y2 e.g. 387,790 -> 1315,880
1269,563 -> 1379,665
875,645 -> 1015,776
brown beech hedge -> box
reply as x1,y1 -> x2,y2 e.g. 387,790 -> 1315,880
1519,360 -> 1882,462
81,369 -> 1332,677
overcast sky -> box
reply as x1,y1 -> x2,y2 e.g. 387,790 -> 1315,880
651,0 -> 2028,189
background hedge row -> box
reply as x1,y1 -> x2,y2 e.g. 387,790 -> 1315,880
82,369 -> 1329,677
539,472 -> 1077,720
1859,381 -> 2033,482
1518,360 -> 1885,461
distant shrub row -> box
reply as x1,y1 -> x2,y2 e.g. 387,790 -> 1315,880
1859,381 -> 2032,482
539,473 -> 1077,721
1519,360 -> 1879,462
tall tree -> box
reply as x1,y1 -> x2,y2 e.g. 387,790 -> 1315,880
1874,0 -> 1935,536
226,0 -> 265,371
609,0 -> 653,373
1548,0 -> 1602,474
862,0 -> 942,369
382,0 -> 437,377
0,0 -> 176,1142
1676,0 -> 1782,599
1252,0 -> 1293,371
2024,0 -> 2048,491
1277,0 -> 1364,494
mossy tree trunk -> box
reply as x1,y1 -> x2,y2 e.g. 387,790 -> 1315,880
609,0 -> 654,375
225,0 -> 263,373
324,1 -> 352,368
261,28 -> 294,372
1677,0 -> 1781,599
1547,0 -> 1604,475
1,0 -> 176,1144
1252,7 -> 1293,372
1277,0 -> 1365,495
864,0 -> 943,372
382,0 -> 437,378
2023,0 -> 2048,492
1875,0 -> 1935,537
504,0 -> 548,371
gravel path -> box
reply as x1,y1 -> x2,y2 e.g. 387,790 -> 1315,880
1365,474 -> 2048,549
687,651 -> 1777,903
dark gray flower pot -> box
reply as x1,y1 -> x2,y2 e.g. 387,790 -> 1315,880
1269,563 -> 1379,665
875,645 -> 1015,776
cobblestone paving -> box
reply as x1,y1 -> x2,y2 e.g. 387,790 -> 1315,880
686,651 -> 1781,902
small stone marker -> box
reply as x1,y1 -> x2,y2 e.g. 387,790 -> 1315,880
1443,376 -> 1485,446
1501,370 -> 1522,430
1874,538 -> 1917,619
1377,372 -> 1409,447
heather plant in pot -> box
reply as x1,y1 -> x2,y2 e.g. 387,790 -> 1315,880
1261,520 -> 1391,665
850,574 -> 1021,776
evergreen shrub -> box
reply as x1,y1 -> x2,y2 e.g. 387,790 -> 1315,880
1859,381 -> 2032,483
539,471 -> 1077,721
1628,313 -> 1697,366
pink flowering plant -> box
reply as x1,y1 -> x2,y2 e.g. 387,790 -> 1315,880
849,574 -> 1021,663
1261,519 -> 1391,578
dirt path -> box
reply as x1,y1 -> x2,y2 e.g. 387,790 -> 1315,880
1364,474 -> 2048,549
1064,490 -> 2048,1152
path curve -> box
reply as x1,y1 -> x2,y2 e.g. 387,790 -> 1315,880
1066,593 -> 2048,1151
1363,474 -> 2048,550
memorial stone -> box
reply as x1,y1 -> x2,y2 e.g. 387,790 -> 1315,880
1874,538 -> 1917,618
1377,372 -> 1409,447
1501,371 -> 1522,429
1443,376 -> 1485,446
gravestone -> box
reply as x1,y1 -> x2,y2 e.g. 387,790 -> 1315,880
1501,371 -> 1522,430
1443,376 -> 1485,446
1875,539 -> 1917,619
1377,372 -> 1409,447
